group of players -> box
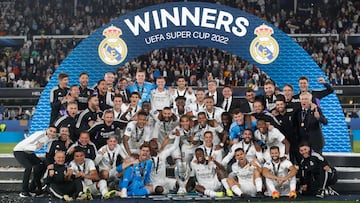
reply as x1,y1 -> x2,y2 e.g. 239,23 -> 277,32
13,69 -> 338,201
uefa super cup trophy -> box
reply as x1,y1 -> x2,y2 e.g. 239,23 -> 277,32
175,161 -> 190,195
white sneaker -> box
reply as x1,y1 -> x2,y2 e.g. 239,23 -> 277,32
120,188 -> 128,198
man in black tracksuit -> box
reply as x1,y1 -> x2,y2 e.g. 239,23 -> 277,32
50,73 -> 70,124
298,142 -> 337,198
45,151 -> 82,201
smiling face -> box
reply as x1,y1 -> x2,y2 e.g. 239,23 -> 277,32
54,151 -> 66,165
195,149 -> 205,164
299,145 -> 311,158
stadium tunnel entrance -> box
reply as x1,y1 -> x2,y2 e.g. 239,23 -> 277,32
30,2 -> 350,152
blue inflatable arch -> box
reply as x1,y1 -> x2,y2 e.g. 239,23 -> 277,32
31,2 -> 350,152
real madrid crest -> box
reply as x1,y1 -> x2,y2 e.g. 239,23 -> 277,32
250,24 -> 279,64
98,25 -> 128,66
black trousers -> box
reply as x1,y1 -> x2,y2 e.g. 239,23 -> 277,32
48,180 -> 82,199
13,151 -> 43,192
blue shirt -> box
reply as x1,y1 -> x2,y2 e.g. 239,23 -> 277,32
229,121 -> 256,141
120,159 -> 153,190
127,81 -> 156,106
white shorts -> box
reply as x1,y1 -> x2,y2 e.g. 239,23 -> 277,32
152,177 -> 177,194
239,181 -> 257,197
199,178 -> 222,191
98,166 -> 118,178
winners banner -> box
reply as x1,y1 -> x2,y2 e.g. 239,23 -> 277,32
31,2 -> 350,152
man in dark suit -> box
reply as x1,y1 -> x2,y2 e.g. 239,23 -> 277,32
219,85 -> 241,113
206,79 -> 224,107
294,92 -> 327,153
116,78 -> 131,103
239,88 -> 256,113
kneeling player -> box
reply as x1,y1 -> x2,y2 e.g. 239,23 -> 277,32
227,148 -> 264,198
190,148 -> 228,198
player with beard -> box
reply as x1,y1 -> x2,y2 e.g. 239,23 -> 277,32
262,146 -> 297,199
77,72 -> 94,111
152,107 -> 179,148
149,133 -> 180,194
119,144 -> 154,197
190,148 -> 227,198
252,100 -> 281,130
298,142 -> 338,198
226,148 -> 264,198
76,95 -> 102,134
275,95 -> 300,164
222,129 -> 263,167
46,126 -> 73,165
88,109 -> 127,149
96,79 -> 113,111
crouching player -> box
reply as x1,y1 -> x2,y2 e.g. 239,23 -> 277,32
68,147 -> 116,200
45,151 -> 81,201
262,146 -> 297,199
94,135 -> 127,181
190,147 -> 229,198
226,148 -> 264,198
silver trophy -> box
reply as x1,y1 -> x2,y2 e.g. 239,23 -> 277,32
175,161 -> 190,195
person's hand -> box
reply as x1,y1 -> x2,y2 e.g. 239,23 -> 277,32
49,169 -> 54,177
36,142 -> 44,150
101,147 -> 107,155
301,184 -> 308,192
188,87 -> 193,94
323,165 -> 331,171
47,164 -> 54,170
310,103 -> 318,111
215,145 -> 222,150
76,172 -> 85,178
317,77 -> 326,84
174,129 -> 180,137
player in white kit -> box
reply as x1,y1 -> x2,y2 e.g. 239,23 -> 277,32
149,133 -> 180,194
226,148 -> 264,198
190,148 -> 227,198
222,129 -> 263,168
254,119 -> 290,162
262,146 -> 297,199
150,76 -> 172,111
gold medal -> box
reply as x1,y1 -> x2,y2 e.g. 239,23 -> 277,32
301,122 -> 304,127
110,165 -> 113,170
134,141 -> 139,148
